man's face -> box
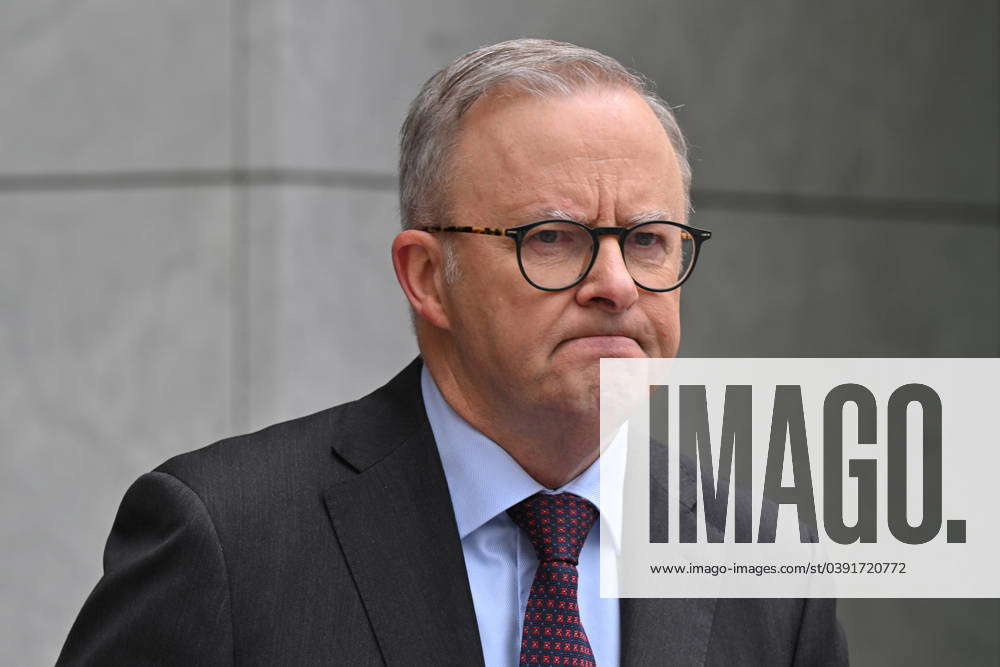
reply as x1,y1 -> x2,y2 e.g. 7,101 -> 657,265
440,85 -> 687,424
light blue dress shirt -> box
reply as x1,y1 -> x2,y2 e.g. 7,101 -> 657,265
421,366 -> 620,667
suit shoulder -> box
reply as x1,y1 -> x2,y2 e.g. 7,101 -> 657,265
148,361 -> 427,531
155,399 -> 362,503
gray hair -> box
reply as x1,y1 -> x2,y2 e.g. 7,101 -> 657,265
398,38 -> 692,233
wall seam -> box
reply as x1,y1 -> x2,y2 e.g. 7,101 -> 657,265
0,169 -> 995,225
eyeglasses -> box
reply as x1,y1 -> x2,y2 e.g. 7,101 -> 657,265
419,219 -> 712,292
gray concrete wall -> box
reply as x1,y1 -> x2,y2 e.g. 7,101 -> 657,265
2,1 -> 996,664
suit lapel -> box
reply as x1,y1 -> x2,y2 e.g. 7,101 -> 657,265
321,360 -> 485,666
619,445 -> 718,666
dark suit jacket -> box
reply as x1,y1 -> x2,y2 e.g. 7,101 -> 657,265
58,358 -> 848,665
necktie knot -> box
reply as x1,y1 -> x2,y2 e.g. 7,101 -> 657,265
507,492 -> 598,566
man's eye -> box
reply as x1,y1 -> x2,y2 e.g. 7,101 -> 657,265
535,230 -> 561,243
633,232 -> 658,247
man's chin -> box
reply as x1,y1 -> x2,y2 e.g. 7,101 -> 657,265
535,371 -> 601,421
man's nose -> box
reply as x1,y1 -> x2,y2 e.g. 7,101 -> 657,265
575,236 -> 639,311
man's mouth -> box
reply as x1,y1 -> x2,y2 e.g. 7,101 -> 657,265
556,335 -> 645,357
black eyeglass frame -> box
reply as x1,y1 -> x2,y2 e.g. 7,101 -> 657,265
419,219 -> 713,292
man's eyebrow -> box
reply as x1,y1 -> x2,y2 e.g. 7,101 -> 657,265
626,209 -> 677,225
531,208 -> 585,221
523,208 -> 678,225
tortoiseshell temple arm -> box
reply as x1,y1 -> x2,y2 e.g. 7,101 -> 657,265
418,225 -> 513,237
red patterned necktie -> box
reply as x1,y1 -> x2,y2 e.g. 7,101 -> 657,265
507,492 -> 600,667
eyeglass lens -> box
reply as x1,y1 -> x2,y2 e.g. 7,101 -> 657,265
519,221 -> 695,290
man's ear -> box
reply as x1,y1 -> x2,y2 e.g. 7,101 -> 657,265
391,229 -> 452,330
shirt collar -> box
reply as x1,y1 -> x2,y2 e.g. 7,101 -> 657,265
421,364 -> 623,549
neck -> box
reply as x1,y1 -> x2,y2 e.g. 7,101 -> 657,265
422,351 -> 599,489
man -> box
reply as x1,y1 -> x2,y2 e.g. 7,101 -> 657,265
59,39 -> 848,665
